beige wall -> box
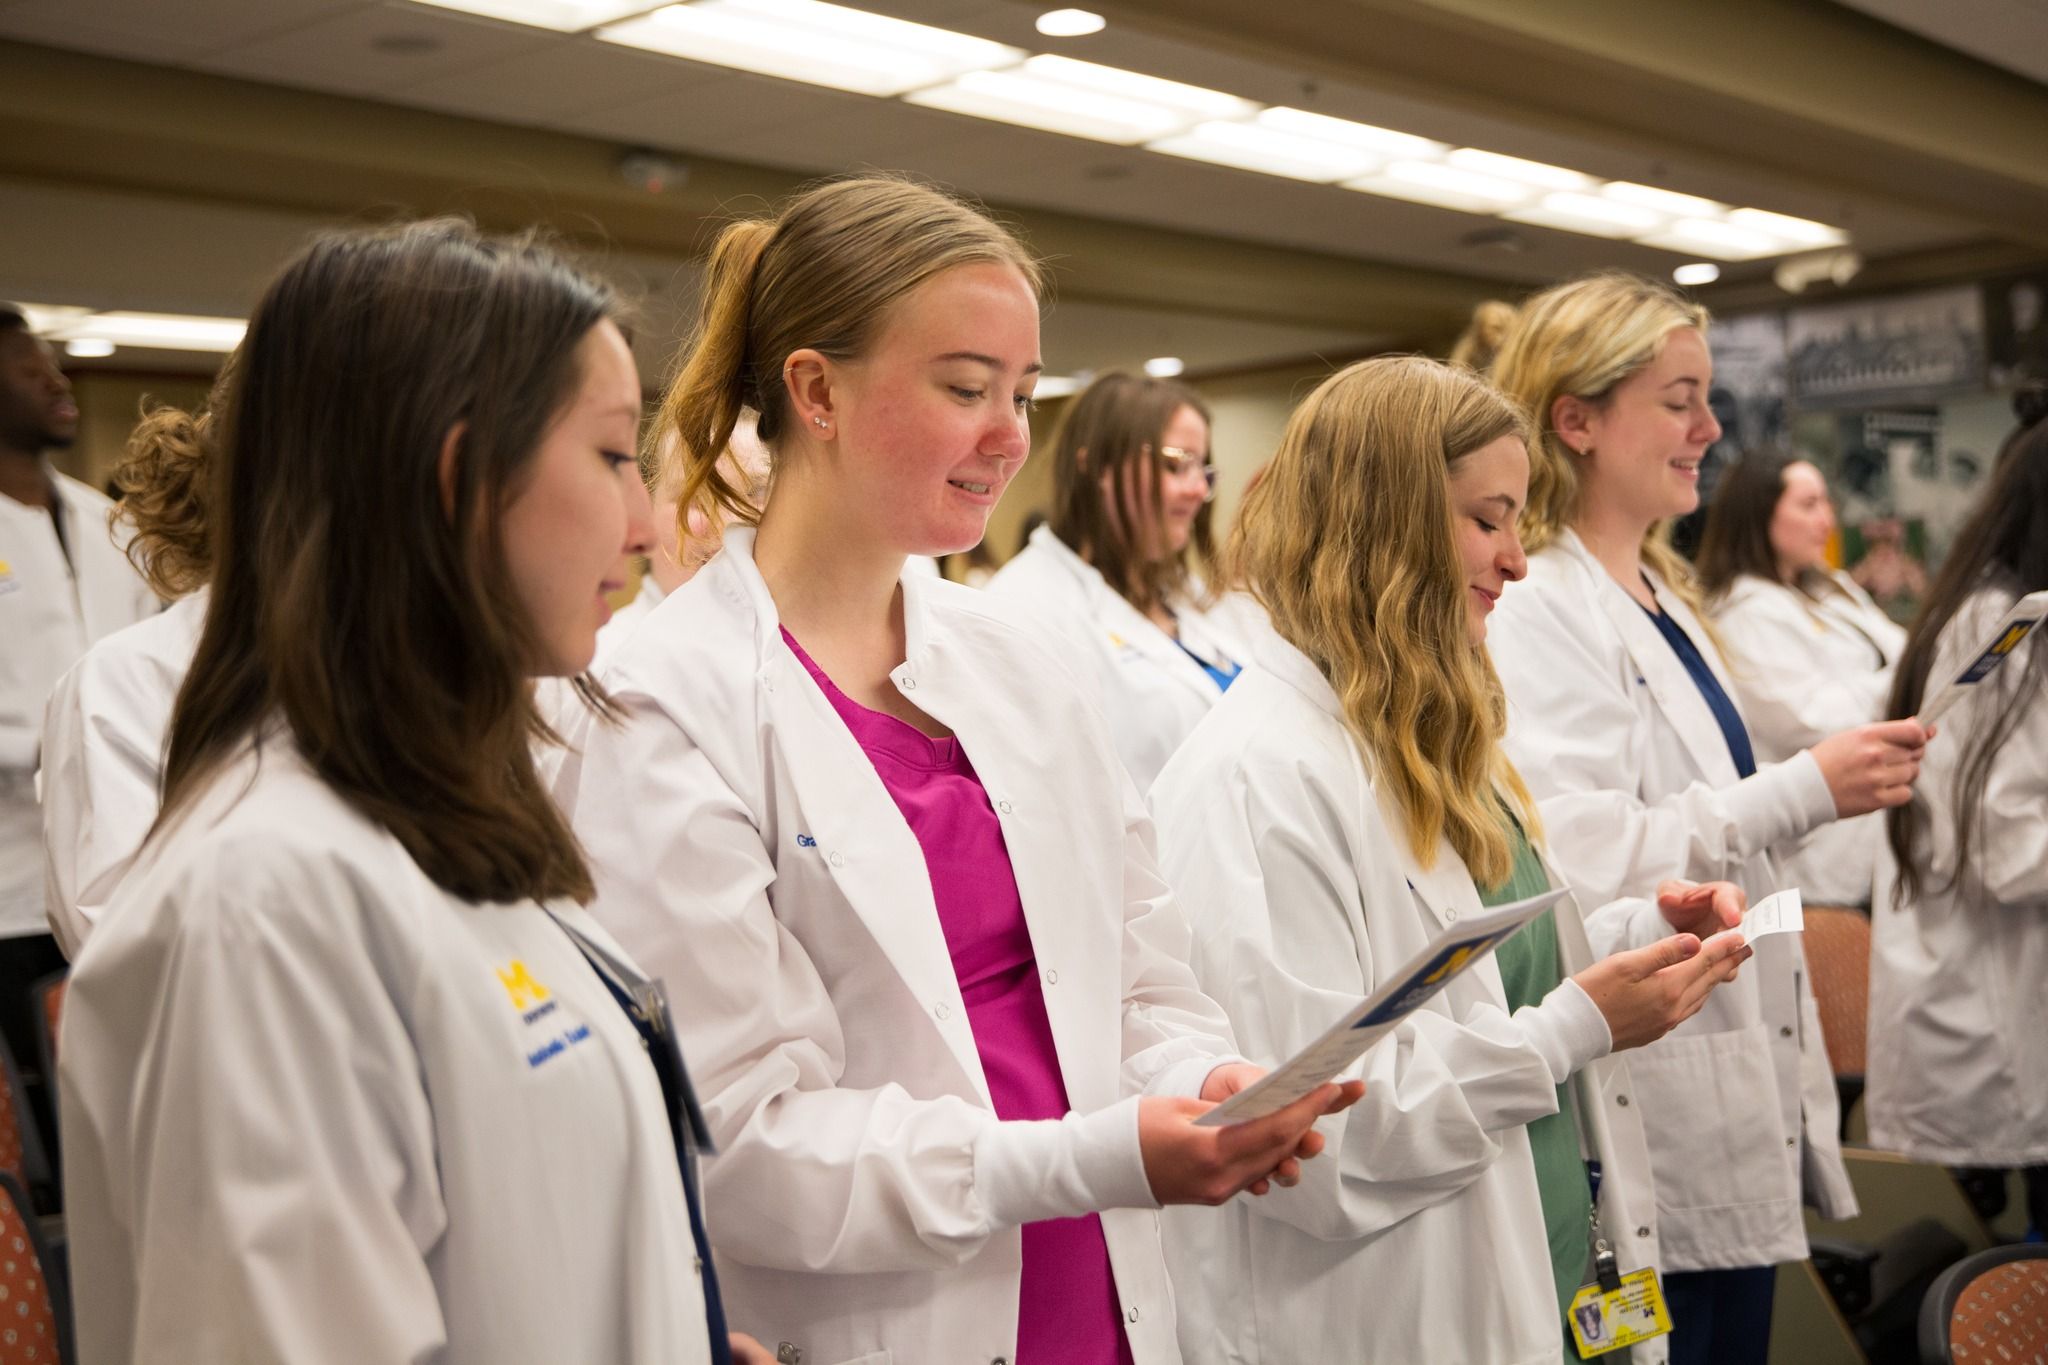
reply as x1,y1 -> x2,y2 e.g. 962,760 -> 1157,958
1196,360 -> 1351,531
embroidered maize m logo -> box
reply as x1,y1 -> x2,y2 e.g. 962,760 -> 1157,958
497,959 -> 551,1011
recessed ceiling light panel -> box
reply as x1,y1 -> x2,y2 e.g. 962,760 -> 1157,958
600,0 -> 1022,97
412,0 -> 663,31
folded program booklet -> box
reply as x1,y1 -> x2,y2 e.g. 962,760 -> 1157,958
1918,589 -> 2048,726
1195,886 -> 1570,1126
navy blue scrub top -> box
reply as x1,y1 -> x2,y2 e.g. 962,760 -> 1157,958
1641,602 -> 1757,779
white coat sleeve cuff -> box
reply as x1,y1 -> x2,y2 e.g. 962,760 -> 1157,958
973,1095 -> 1156,1228
1511,977 -> 1612,1084
1151,1053 -> 1250,1102
1727,749 -> 1838,854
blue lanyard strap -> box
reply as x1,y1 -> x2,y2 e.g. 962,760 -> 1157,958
547,910 -> 734,1365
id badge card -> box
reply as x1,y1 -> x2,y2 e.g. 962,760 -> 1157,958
1569,1268 -> 1672,1358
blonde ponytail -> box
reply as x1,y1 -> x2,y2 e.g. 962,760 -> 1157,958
663,219 -> 775,534
654,175 -> 1044,541
111,396 -> 220,600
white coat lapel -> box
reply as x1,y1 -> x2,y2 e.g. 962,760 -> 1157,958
1566,532 -> 1742,787
721,543 -> 995,1109
1041,530 -> 1220,707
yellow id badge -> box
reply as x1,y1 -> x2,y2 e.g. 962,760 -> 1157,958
1568,1268 -> 1672,1358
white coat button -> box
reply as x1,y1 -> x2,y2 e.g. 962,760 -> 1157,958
1616,1094 -> 1630,1107
1045,969 -> 1059,985
997,800 -> 1014,815
1127,1307 -> 1141,1323
1780,1026 -> 1793,1037
1443,909 -> 1457,922
993,1358 -> 1008,1365
935,1002 -> 952,1020
828,851 -> 845,868
1786,1137 -> 1797,1148
1636,1225 -> 1650,1238
899,675 -> 917,690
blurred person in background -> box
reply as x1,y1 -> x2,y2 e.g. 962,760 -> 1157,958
989,371 -> 1245,788
1699,453 -> 1905,908
0,303 -> 156,1083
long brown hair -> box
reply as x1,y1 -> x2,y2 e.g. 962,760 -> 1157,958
1695,450 -> 1839,603
158,218 -> 623,904
1489,270 -> 1711,615
1231,355 -> 1538,885
661,175 -> 1043,536
1884,412 -> 2048,904
1046,370 -> 1216,614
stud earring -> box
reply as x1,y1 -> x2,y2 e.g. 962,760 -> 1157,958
813,416 -> 830,430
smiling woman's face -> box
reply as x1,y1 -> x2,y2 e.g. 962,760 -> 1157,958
1573,326 -> 1724,527
1447,434 -> 1530,644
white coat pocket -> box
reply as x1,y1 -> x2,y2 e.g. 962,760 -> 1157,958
1625,1023 -> 1788,1213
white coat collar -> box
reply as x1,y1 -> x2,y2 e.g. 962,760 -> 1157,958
1023,525 -> 1228,701
1249,626 -> 1496,942
1555,528 -> 1746,787
696,526 -> 995,1107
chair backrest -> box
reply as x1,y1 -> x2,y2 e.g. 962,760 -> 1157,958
0,1170 -> 70,1365
0,1044 -> 47,1200
1919,1242 -> 2048,1365
1802,905 -> 1871,1078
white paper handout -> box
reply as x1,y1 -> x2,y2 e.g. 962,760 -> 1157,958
1195,886 -> 1569,1126
1734,888 -> 1803,944
1918,589 -> 2048,726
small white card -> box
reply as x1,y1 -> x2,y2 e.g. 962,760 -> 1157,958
1195,886 -> 1569,1126
1736,888 -> 1803,944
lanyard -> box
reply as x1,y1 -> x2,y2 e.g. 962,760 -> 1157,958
546,909 -> 733,1365
546,909 -> 716,1153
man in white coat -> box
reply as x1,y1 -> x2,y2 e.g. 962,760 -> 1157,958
0,304 -> 155,1067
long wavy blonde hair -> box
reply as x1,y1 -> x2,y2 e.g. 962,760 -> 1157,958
1488,271 -> 1710,610
1231,355 -> 1538,885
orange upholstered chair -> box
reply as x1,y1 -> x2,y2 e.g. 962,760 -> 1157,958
1920,1244 -> 2048,1365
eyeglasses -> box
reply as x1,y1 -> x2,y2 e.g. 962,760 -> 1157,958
1158,446 -> 1220,503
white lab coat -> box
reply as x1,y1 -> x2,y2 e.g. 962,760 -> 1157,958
62,737 -> 714,1364
988,525 -> 1245,790
546,528 -> 1241,1365
1868,580 -> 2048,1166
1487,530 -> 1855,1271
1,468 -> 158,935
38,587 -> 207,958
595,574 -> 664,669
1710,572 -> 1905,907
1150,626 -> 1663,1365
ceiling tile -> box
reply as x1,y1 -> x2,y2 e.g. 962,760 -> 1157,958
191,1 -> 554,95
389,32 -> 704,121
0,0 -> 370,57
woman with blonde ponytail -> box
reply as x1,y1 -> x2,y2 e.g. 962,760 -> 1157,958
1485,272 -> 1931,1362
41,397 -> 219,957
547,176 -> 1355,1365
1150,355 -> 1749,1365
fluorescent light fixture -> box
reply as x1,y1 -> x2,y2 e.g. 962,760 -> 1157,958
1444,148 -> 1595,191
1149,118 -> 1384,182
1504,193 -> 1664,239
1726,207 -> 1846,247
63,338 -> 117,358
409,0 -> 662,31
1636,216 -> 1785,260
1344,159 -> 1534,213
1255,107 -> 1448,160
1601,181 -> 1726,218
1671,262 -> 1721,286
599,0 -> 1022,98
909,54 -> 1252,143
1032,374 -> 1085,398
1034,7 -> 1103,37
1144,356 -> 1184,378
27,307 -> 247,352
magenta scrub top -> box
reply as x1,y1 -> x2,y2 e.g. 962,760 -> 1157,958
784,628 -> 1133,1365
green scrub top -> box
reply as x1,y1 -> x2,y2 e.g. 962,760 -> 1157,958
1482,809 -> 1594,1335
